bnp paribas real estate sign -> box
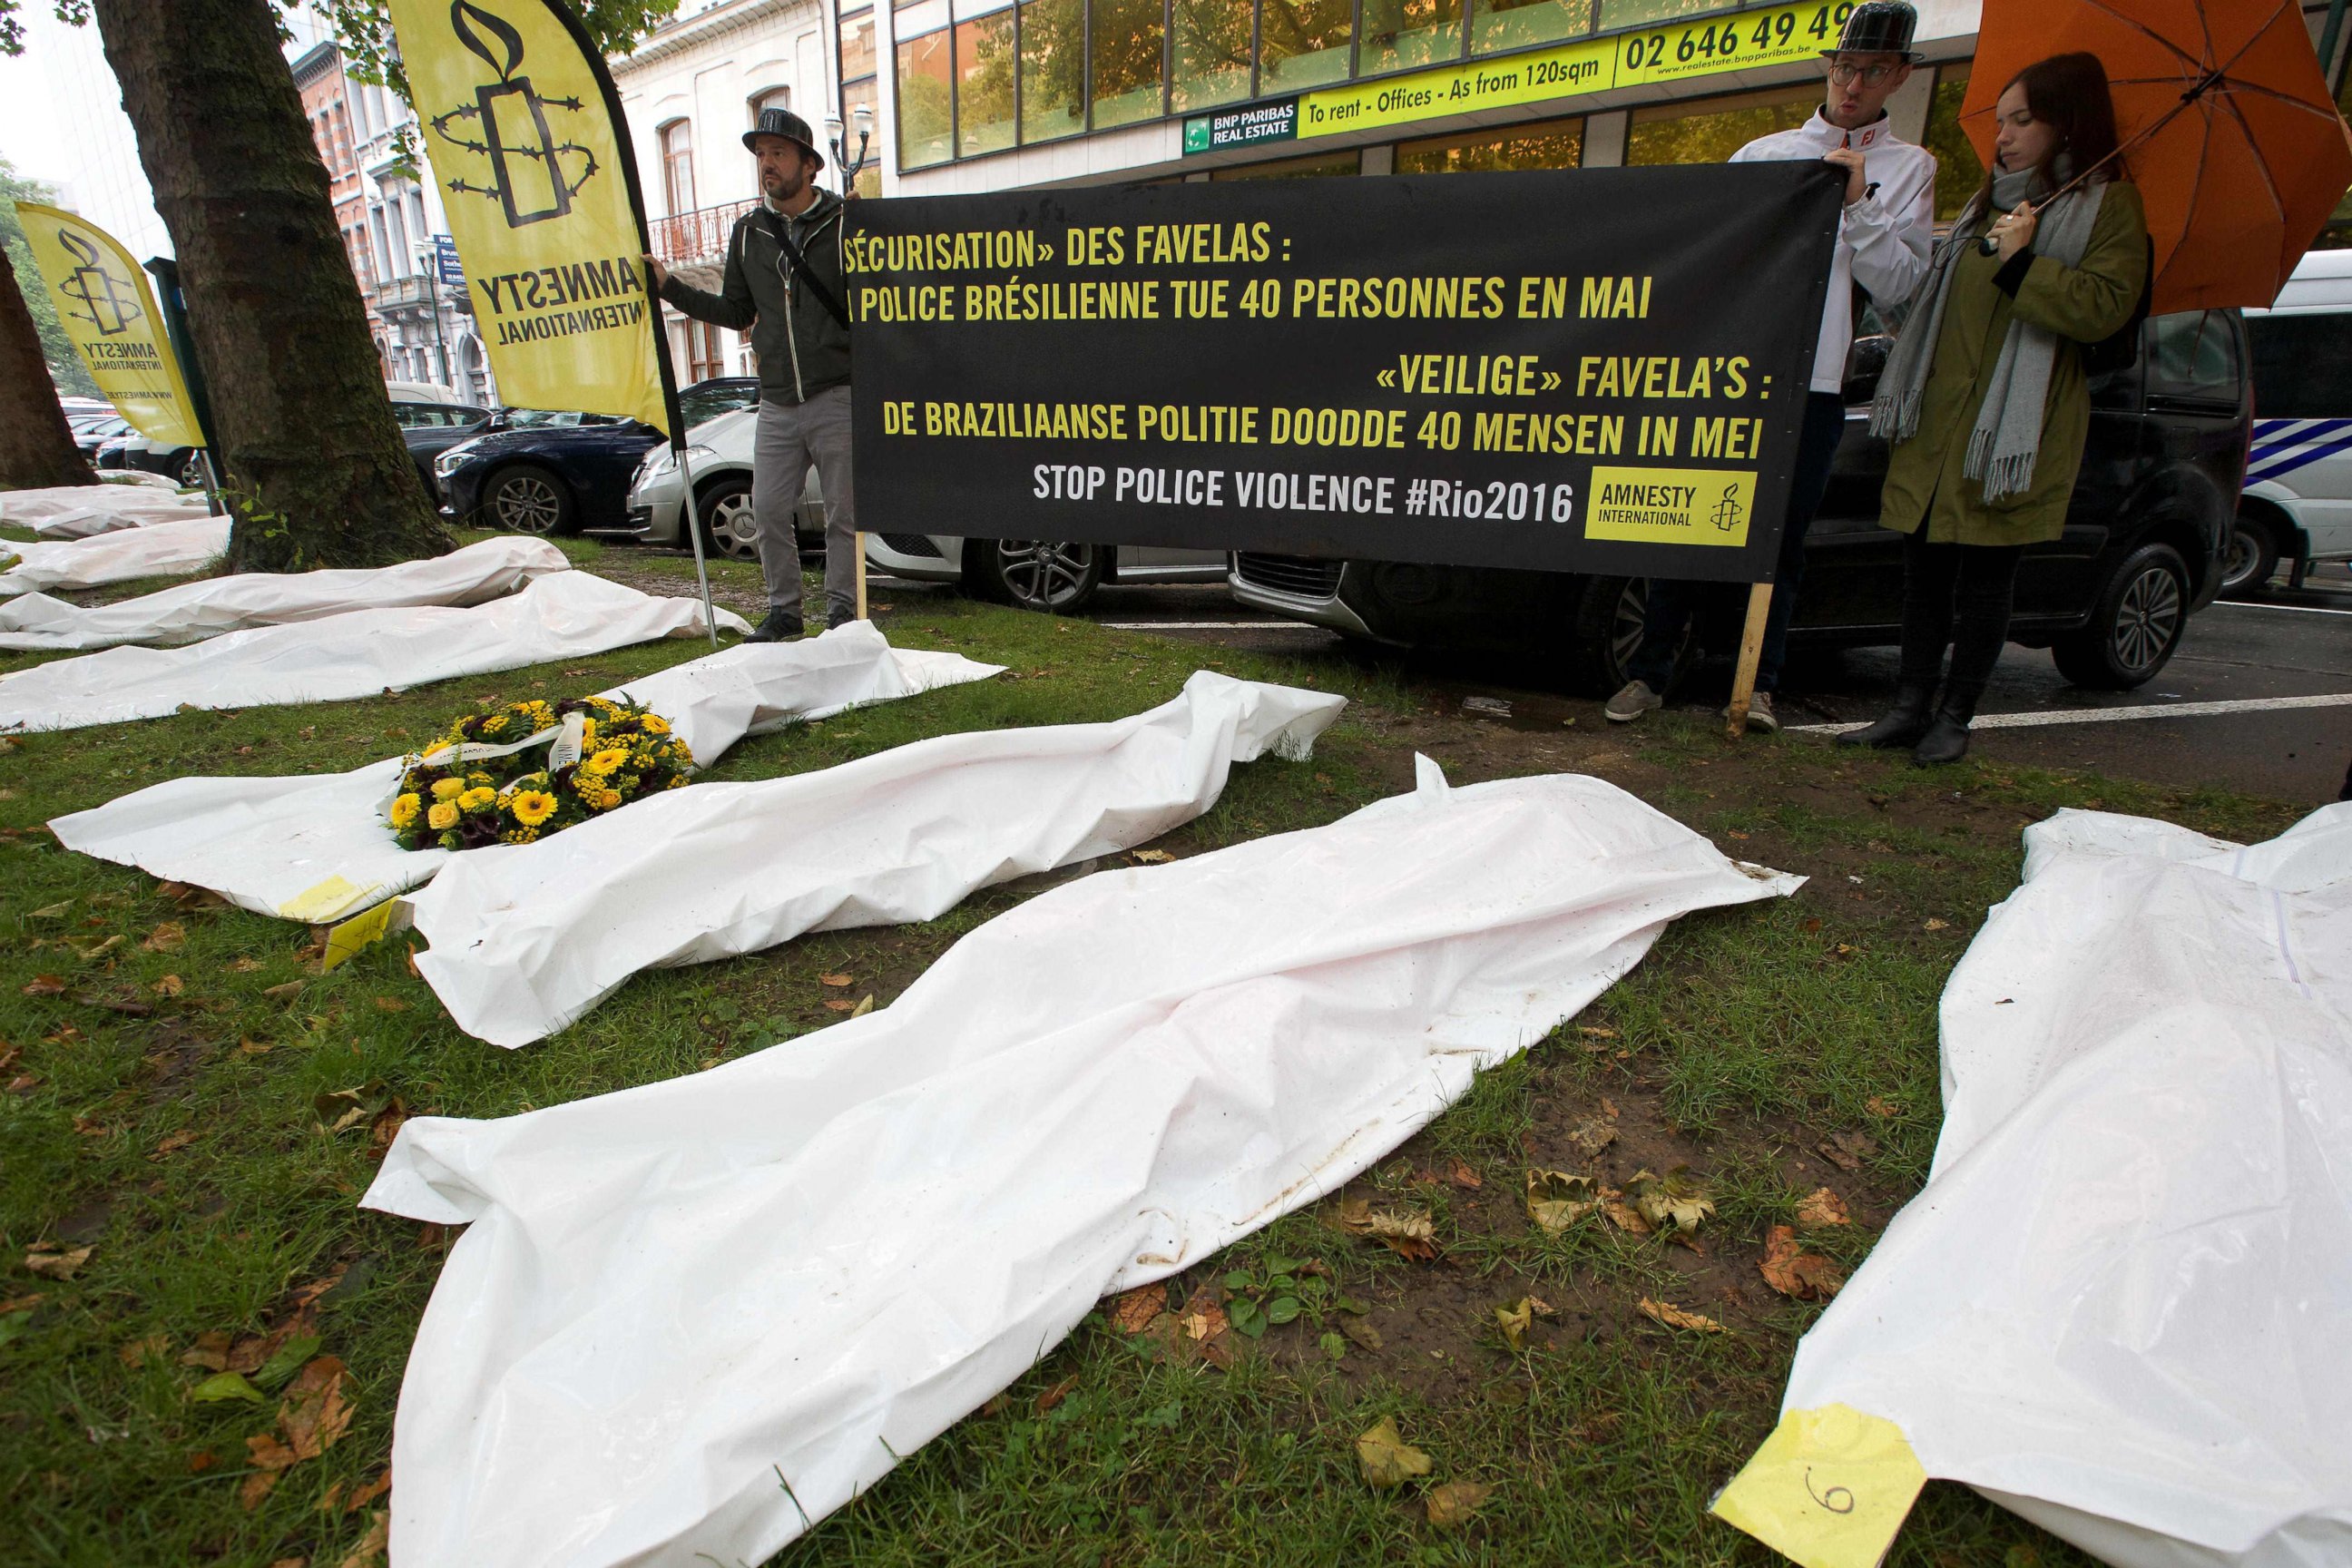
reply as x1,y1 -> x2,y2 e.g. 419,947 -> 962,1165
1182,0 -> 1861,152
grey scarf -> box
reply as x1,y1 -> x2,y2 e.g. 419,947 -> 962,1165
1869,163 -> 2107,502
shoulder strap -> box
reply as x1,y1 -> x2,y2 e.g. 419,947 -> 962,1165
755,210 -> 851,330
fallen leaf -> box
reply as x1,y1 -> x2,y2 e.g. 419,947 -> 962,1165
1575,1024 -> 1617,1040
229,957 -> 264,974
263,982 -> 303,999
191,1371 -> 267,1404
1924,917 -> 1951,931
1865,1096 -> 1902,1119
181,1331 -> 231,1370
821,998 -> 857,1013
1181,1300 -> 1229,1341
1337,1198 -> 1440,1261
1818,1132 -> 1877,1171
1033,1375 -> 1078,1416
817,973 -> 854,987
278,1356 -> 354,1460
1759,1224 -> 1847,1301
1565,1115 -> 1616,1159
150,975 -> 185,997
291,1265 -> 350,1308
318,1481 -> 346,1514
271,1555 -> 309,1568
338,1509 -> 389,1568
1794,1187 -> 1851,1229
1425,1479 -> 1494,1531
1338,1315 -> 1383,1352
29,900 -> 72,919
188,1449 -> 217,1473
240,1470 -> 279,1510
1130,848 -> 1174,863
21,975 -> 66,997
1492,1295 -> 1554,1351
24,1245 -> 92,1279
1107,1283 -> 1167,1334
1524,1169 -> 1601,1234
253,1335 -> 324,1390
1354,1416 -> 1433,1488
149,1130 -> 196,1161
1444,1156 -> 1482,1190
0,1292 -> 42,1313
142,921 -> 186,953
346,1470 -> 391,1511
370,997 -> 407,1013
850,995 -> 874,1018
1602,1191 -> 1653,1236
1623,1166 -> 1716,1236
1637,1297 -> 1727,1334
118,1332 -> 169,1367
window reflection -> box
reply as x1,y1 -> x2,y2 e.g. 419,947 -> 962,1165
1471,0 -> 1592,56
957,8 -> 1017,154
1091,0 -> 1167,128
1172,0 -> 1254,113
896,29 -> 954,168
1396,116 -> 1583,171
1019,0 -> 1087,142
1359,0 -> 1462,77
1259,0 -> 1353,94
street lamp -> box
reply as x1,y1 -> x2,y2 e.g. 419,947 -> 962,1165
415,240 -> 454,388
825,103 -> 874,193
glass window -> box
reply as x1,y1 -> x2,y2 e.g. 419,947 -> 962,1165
1625,83 -> 1816,165
1019,0 -> 1086,142
2247,312 -> 2352,417
1396,116 -> 1583,172
1209,149 -> 1361,177
1259,0 -> 1351,94
660,120 -> 696,216
842,74 -> 882,195
2144,310 -> 2242,403
1598,0 -> 1728,27
1471,0 -> 1592,55
956,8 -> 1017,155
896,29 -> 955,168
1923,66 -> 1988,222
1171,0 -> 1252,113
839,8 -> 877,81
751,85 -> 791,120
1359,0 -> 1462,77
1091,0 -> 1166,129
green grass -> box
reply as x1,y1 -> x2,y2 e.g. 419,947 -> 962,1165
0,544 -> 2304,1566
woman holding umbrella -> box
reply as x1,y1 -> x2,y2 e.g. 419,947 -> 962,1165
1841,53 -> 2148,765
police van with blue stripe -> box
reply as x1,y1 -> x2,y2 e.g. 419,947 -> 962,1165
2233,250 -> 2352,593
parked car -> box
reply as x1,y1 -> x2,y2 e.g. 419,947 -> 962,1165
72,415 -> 132,461
95,430 -> 209,488
624,393 -> 1223,610
394,399 -> 492,495
2230,248 -> 2352,593
435,379 -> 758,534
1233,309 -> 2249,693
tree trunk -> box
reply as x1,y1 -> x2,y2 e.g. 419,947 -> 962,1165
89,0 -> 454,571
0,248 -> 97,491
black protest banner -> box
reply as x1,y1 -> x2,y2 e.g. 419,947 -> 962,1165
848,163 -> 1842,582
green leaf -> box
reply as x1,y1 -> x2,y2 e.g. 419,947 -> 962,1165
1336,1296 -> 1369,1316
1266,1255 -> 1300,1273
1235,1312 -> 1269,1339
252,1334 -> 321,1389
0,1310 -> 33,1350
1223,1270 -> 1254,1292
1268,1274 -> 1297,1294
1319,1330 -> 1348,1362
190,1371 -> 267,1404
1265,1296 -> 1301,1326
1227,1297 -> 1260,1327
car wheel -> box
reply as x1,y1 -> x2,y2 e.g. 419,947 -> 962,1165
178,450 -> 208,488
2051,543 -> 2190,689
695,476 -> 760,561
978,539 -> 1107,612
1566,575 -> 1690,698
483,463 -> 573,535
2218,512 -> 2280,596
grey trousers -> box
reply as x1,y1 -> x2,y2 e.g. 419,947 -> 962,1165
750,384 -> 858,625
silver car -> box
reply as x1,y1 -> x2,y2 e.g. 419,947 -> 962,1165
625,401 -> 1222,611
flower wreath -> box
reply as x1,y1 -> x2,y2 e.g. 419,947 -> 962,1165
385,694 -> 694,853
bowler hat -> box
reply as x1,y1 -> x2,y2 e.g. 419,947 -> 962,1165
1823,0 -> 1924,62
742,106 -> 827,168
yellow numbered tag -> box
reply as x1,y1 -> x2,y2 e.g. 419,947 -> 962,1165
279,875 -> 380,925
1710,1404 -> 1926,1568
321,898 -> 409,973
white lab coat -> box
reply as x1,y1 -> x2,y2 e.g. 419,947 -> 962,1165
1732,110 -> 1937,394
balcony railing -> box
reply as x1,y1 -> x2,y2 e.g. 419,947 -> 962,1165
651,198 -> 759,266
372,273 -> 437,311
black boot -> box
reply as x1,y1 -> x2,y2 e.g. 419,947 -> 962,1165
746,608 -> 805,643
1912,692 -> 1979,767
1837,683 -> 1935,749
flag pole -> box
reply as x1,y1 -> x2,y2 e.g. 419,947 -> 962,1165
676,440 -> 720,650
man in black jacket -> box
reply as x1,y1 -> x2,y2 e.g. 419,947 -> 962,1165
645,108 -> 855,641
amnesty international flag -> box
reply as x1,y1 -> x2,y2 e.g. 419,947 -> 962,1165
390,0 -> 670,433
16,203 -> 205,449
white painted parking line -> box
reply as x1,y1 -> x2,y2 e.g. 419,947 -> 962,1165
1101,621 -> 1329,631
1791,691 -> 2352,735
2212,599 -> 2352,617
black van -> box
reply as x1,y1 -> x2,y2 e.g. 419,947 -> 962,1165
1230,309 -> 2250,693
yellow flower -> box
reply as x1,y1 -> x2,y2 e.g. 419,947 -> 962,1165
389,792 -> 421,828
642,714 -> 670,735
457,787 -> 497,810
509,789 -> 558,827
586,747 -> 628,775
580,717 -> 598,743
427,801 -> 460,831
431,778 -> 466,802
480,713 -> 509,736
666,775 -> 689,789
500,826 -> 540,846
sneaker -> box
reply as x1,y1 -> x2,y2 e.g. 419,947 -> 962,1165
1721,690 -> 1781,734
1604,680 -> 1662,723
745,608 -> 805,643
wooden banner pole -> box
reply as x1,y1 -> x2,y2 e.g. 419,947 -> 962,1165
855,531 -> 869,621
1724,582 -> 1773,740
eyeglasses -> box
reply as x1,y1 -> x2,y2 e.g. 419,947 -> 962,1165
1826,60 -> 1898,85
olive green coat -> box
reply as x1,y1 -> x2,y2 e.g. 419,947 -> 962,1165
1880,181 -> 2150,546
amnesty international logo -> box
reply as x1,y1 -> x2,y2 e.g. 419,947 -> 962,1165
1710,483 -> 1746,534
430,0 -> 601,229
55,229 -> 142,338
1584,466 -> 1756,548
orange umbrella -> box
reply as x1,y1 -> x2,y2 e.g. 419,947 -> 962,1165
1961,0 -> 2352,312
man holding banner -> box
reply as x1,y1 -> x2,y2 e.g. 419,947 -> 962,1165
646,108 -> 858,642
1607,0 -> 1936,733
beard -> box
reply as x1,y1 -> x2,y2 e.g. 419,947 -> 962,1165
764,164 -> 808,203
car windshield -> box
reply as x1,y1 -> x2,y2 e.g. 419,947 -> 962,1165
678,382 -> 759,426
503,409 -> 589,428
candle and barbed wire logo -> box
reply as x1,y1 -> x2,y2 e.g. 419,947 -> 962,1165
430,0 -> 600,229
1710,484 -> 1747,534
55,228 -> 142,337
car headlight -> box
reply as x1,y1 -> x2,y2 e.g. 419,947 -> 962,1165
639,443 -> 716,483
435,440 -> 479,478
